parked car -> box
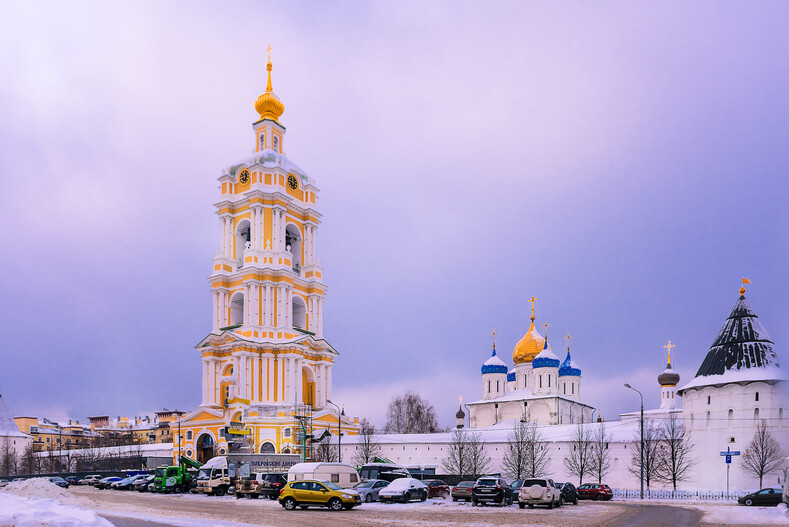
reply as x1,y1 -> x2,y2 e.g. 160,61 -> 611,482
96,476 -> 122,489
518,478 -> 562,509
135,475 -> 155,492
738,488 -> 783,506
378,478 -> 428,503
451,480 -> 475,502
577,483 -> 613,501
259,473 -> 288,500
352,479 -> 390,503
0,479 -> 9,488
79,475 -> 102,486
472,477 -> 513,507
114,475 -> 148,490
424,480 -> 450,499
278,480 -> 361,511
49,477 -> 69,489
557,482 -> 579,505
63,476 -> 80,486
509,479 -> 524,494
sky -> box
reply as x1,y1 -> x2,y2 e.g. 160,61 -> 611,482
0,1 -> 787,429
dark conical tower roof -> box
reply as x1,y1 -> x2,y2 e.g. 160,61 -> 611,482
694,294 -> 779,376
679,289 -> 784,393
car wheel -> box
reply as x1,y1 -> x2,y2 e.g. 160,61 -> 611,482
559,496 -> 564,507
421,491 -> 427,502
574,497 -> 579,505
174,485 -> 182,494
329,498 -> 343,511
548,498 -> 554,509
365,494 -> 373,503
282,497 -> 296,510
745,498 -> 753,506
471,499 -> 477,507
519,502 -> 525,509
214,487 -> 226,497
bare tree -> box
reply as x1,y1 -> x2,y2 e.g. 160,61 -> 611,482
384,391 -> 440,434
466,431 -> 491,479
311,436 -> 338,463
742,420 -> 784,488
442,428 -> 470,478
590,423 -> 612,484
0,440 -> 16,477
628,419 -> 662,490
352,419 -> 381,466
502,421 -> 549,480
564,423 -> 593,486
20,443 -> 39,474
655,413 -> 695,491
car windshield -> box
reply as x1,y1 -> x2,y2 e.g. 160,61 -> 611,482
458,481 -> 474,487
322,481 -> 342,491
523,479 -> 547,487
197,468 -> 212,480
155,468 -> 166,477
354,481 -> 375,488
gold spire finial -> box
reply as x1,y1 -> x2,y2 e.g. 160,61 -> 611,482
528,296 -> 538,322
542,321 -> 551,338
664,340 -> 676,365
740,277 -> 750,296
254,45 -> 285,122
565,332 -> 572,352
490,329 -> 497,350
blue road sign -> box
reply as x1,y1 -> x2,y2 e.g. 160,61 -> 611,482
726,455 -> 732,463
720,447 -> 741,457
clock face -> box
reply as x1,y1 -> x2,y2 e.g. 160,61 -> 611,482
287,174 -> 298,190
239,169 -> 250,184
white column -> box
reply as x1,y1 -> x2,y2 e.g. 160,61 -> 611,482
265,357 -> 272,402
225,217 -> 232,258
283,358 -> 289,403
285,288 -> 292,328
272,208 -> 279,251
201,359 -> 209,406
259,207 -> 265,248
326,364 -> 332,403
312,225 -> 317,265
317,298 -> 324,337
219,218 -> 225,257
208,359 -> 216,406
295,358 -> 302,404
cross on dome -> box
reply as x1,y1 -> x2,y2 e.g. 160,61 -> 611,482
565,332 -> 572,351
528,296 -> 538,321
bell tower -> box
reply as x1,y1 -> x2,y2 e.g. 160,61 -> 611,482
179,54 -> 357,462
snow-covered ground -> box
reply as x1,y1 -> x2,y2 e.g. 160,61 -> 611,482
0,479 -> 111,527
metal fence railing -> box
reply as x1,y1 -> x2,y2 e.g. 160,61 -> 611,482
613,488 -> 750,501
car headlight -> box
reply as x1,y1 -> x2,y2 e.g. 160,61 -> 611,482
342,494 -> 352,499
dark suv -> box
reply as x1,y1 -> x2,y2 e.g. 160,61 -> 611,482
556,482 -> 578,505
471,477 -> 513,506
260,473 -> 288,499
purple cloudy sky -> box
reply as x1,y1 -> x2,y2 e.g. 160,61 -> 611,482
0,1 -> 787,428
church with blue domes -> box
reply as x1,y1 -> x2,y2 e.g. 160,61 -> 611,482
468,299 -> 596,428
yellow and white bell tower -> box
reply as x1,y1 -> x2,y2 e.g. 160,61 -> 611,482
179,55 -> 357,463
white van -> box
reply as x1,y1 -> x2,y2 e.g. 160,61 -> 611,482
287,462 -> 360,488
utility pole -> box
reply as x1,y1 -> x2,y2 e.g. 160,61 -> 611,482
624,383 -> 644,499
326,400 -> 342,463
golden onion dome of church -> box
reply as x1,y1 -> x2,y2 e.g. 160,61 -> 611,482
513,296 -> 547,365
255,54 -> 285,123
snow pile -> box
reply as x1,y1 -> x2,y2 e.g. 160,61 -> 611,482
0,493 -> 112,527
692,502 -> 789,525
1,478 -> 70,500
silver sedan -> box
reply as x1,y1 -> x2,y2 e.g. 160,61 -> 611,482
352,479 -> 390,503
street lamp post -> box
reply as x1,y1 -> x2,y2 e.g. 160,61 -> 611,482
624,383 -> 644,499
326,399 -> 342,463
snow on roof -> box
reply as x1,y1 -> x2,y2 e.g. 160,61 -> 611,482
466,388 -> 593,407
226,150 -> 311,184
679,365 -> 786,393
336,419 -> 640,446
0,394 -> 28,438
34,442 -> 173,458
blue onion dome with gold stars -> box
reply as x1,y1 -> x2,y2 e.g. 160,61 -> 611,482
559,350 -> 582,377
533,335 -> 560,369
481,345 -> 508,375
507,369 -> 516,382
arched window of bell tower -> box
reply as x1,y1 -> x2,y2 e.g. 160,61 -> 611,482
285,224 -> 302,275
728,409 -> 733,422
235,219 -> 251,269
229,291 -> 244,326
754,408 -> 760,421
292,294 -> 307,329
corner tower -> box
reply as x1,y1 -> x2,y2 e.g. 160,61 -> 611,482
179,56 -> 356,463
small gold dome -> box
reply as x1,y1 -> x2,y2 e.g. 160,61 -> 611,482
254,60 -> 285,123
513,317 -> 545,365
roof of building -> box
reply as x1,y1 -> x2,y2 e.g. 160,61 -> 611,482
481,347 -> 508,375
0,394 -> 29,438
679,290 -> 785,392
559,350 -> 582,377
658,360 -> 680,386
513,316 -> 545,365
533,338 -> 560,369
455,405 -> 466,419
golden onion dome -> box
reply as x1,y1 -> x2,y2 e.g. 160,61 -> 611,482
254,60 -> 285,123
512,315 -> 546,365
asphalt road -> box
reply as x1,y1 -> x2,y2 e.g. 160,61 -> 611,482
601,503 -> 702,527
